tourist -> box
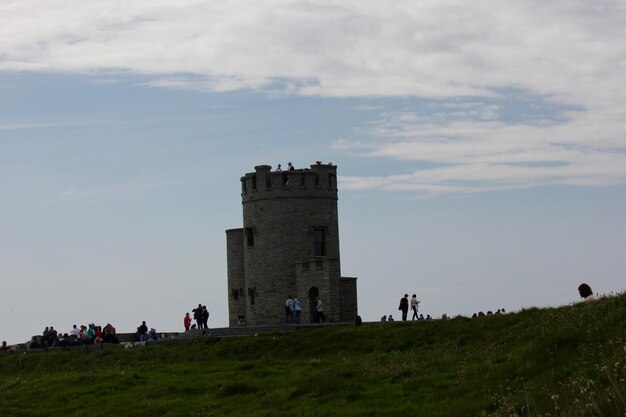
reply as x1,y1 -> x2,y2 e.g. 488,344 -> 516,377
183,312 -> 192,331
293,296 -> 302,324
398,294 -> 409,321
388,315 -> 395,322
137,321 -> 148,341
146,328 -> 161,343
1,340 -> 9,353
275,164 -> 282,172
578,283 -> 596,301
69,324 -> 81,340
86,324 -> 96,344
103,323 -> 119,344
315,296 -> 326,323
353,315 -> 363,326
285,295 -> 294,324
193,304 -> 203,329
381,315 -> 387,322
410,294 -> 420,320
202,306 -> 209,330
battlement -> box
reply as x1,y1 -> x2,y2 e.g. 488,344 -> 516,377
240,162 -> 338,203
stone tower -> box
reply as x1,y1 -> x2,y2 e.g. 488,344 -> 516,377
226,163 -> 358,326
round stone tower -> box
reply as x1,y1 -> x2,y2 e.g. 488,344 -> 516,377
226,163 -> 357,326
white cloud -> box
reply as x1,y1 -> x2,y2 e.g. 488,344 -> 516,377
336,99 -> 626,195
1,1 -> 624,104
1,1 -> 624,193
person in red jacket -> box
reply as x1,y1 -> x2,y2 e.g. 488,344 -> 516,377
183,312 -> 192,331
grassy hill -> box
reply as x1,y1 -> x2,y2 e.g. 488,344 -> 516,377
1,294 -> 624,417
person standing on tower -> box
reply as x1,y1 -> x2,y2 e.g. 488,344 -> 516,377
399,294 -> 409,321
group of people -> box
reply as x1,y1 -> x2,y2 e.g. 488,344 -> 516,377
135,321 -> 161,342
284,295 -> 302,324
284,295 -> 325,324
185,304 -> 209,330
396,293 -> 421,321
30,323 -> 120,349
381,314 -> 433,322
472,309 -> 505,318
276,162 -> 295,185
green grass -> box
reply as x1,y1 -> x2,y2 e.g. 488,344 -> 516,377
1,294 -> 625,416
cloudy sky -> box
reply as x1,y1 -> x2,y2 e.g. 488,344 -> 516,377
1,1 -> 625,344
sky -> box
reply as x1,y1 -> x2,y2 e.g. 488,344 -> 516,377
1,1 -> 625,344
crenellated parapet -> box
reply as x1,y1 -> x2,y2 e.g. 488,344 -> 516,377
240,163 -> 338,204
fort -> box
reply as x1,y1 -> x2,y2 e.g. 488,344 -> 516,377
225,162 -> 358,326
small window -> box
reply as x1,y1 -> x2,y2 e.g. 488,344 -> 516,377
251,175 -> 257,190
232,289 -> 239,300
245,227 -> 254,246
314,228 -> 326,256
248,287 -> 255,305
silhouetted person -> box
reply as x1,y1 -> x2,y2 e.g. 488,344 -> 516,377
410,294 -> 420,320
202,305 -> 209,329
399,294 -> 409,321
137,321 -> 148,341
193,304 -> 203,329
578,283 -> 596,301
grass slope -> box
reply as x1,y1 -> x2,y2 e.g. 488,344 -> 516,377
1,294 -> 625,417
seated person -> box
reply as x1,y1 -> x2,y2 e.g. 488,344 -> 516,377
103,323 -> 120,344
146,328 -> 161,342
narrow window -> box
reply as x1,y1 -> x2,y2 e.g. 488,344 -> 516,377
245,227 -> 254,246
314,228 -> 326,257
241,179 -> 247,193
248,288 -> 255,305
251,175 -> 257,190
232,289 -> 239,300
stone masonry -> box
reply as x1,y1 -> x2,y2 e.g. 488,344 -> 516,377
226,163 -> 358,326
